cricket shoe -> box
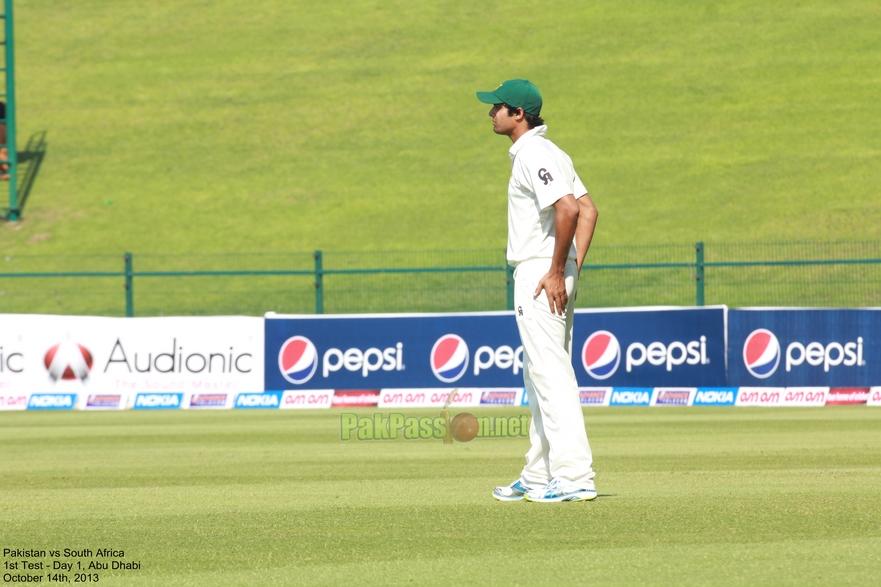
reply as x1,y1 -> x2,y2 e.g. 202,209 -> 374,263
492,479 -> 531,501
524,478 -> 597,502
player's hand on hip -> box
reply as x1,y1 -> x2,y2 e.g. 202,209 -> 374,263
534,272 -> 567,316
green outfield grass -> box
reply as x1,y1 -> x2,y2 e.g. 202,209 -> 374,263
2,0 -> 880,258
2,408 -> 880,586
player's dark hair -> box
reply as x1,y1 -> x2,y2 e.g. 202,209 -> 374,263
505,104 -> 544,128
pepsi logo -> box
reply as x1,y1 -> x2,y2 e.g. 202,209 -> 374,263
44,342 -> 93,382
582,330 -> 620,380
743,328 -> 780,379
278,336 -> 318,385
430,334 -> 469,383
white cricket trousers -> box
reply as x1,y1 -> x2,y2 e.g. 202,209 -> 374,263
513,258 -> 595,489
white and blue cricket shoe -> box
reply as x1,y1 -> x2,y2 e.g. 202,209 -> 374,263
524,478 -> 597,502
492,479 -> 531,501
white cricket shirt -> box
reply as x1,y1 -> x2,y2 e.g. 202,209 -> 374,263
506,125 -> 588,266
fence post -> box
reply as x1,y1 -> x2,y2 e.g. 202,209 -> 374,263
4,0 -> 19,222
506,263 -> 515,311
314,250 -> 324,314
695,242 -> 704,307
124,252 -> 134,317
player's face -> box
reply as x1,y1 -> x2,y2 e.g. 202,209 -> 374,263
489,103 -> 518,137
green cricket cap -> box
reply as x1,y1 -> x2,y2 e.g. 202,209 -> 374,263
476,79 -> 543,116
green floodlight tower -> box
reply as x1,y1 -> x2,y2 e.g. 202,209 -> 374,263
1,0 -> 17,222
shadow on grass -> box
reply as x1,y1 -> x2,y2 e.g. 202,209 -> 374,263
1,131 -> 47,220
15,131 -> 48,214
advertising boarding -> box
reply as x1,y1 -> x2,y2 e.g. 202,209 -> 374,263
0,315 -> 264,406
574,307 -> 726,387
3,308 -> 881,407
265,312 -> 524,391
264,307 -> 728,391
729,309 -> 881,387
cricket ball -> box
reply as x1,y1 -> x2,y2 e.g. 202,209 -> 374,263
451,412 -> 479,442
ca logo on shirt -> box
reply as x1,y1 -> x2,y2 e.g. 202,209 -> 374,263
537,168 -> 553,185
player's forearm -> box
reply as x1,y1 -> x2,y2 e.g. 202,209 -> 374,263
551,196 -> 579,274
575,195 -> 598,273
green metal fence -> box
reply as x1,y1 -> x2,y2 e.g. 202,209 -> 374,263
1,0 -> 18,221
1,242 -> 879,316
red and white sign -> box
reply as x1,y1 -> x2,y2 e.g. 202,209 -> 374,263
377,388 -> 483,408
332,389 -> 380,408
479,389 -> 522,406
0,392 -> 30,411
280,390 -> 333,409
869,387 -> 881,406
779,387 -> 828,407
826,387 -> 869,406
651,388 -> 696,406
578,388 -> 612,407
736,387 -> 786,406
80,393 -> 127,410
45,342 -> 94,382
736,387 -> 827,407
185,392 -> 234,410
0,315 -> 263,397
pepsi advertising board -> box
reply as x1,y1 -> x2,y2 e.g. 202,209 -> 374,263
574,307 -> 727,387
266,312 -> 525,390
729,309 -> 881,387
265,307 -> 728,391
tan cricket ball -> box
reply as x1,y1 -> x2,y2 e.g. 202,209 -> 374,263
451,412 -> 479,443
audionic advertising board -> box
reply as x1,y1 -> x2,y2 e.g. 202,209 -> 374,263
0,314 -> 264,397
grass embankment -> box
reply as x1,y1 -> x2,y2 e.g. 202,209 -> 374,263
3,0 -> 880,256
